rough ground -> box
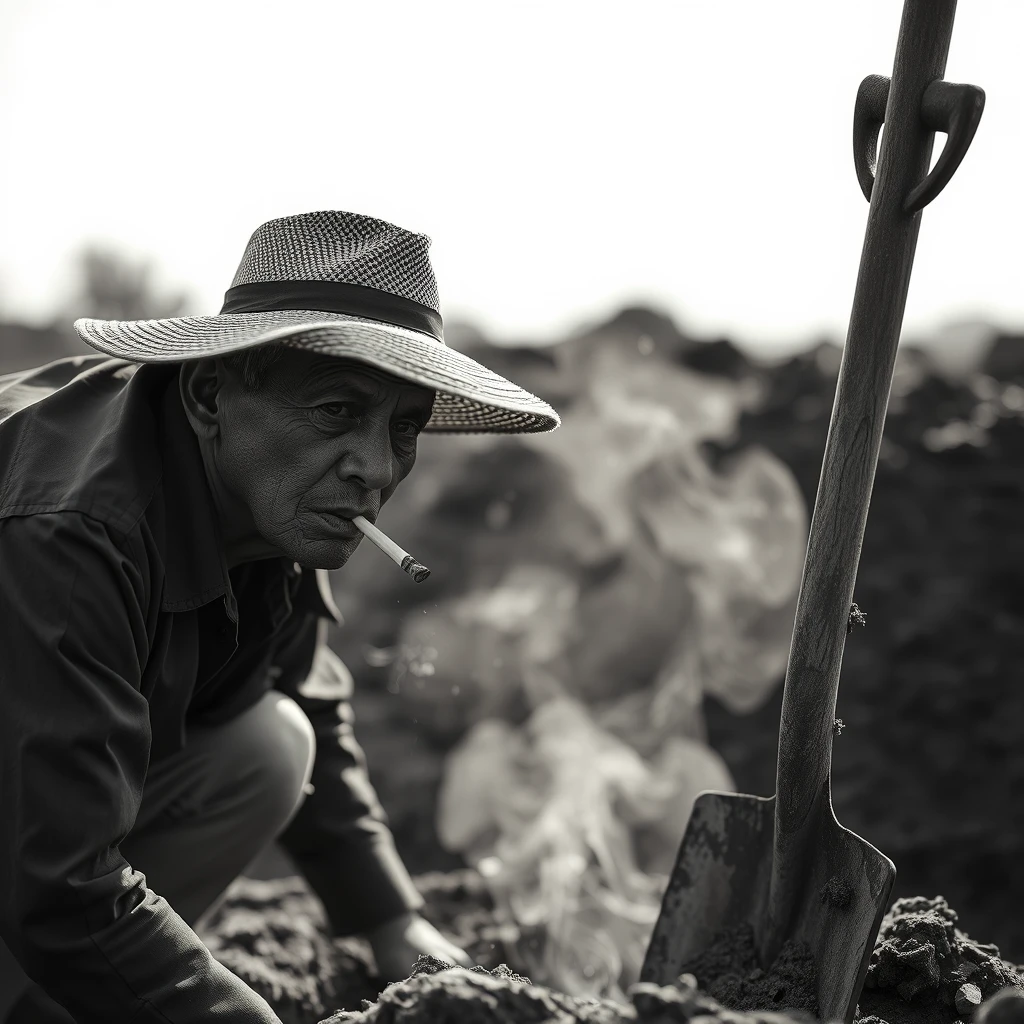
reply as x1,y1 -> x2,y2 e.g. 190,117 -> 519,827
202,872 -> 1024,1024
320,960 -> 819,1024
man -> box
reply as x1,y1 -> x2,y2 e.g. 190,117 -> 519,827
0,210 -> 560,1023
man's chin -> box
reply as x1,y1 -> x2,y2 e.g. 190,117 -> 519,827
292,536 -> 360,572
259,518 -> 362,571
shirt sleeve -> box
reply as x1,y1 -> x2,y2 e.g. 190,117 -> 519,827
270,608 -> 424,936
0,512 -> 282,1024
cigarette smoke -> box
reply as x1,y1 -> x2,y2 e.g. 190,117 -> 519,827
391,334 -> 807,997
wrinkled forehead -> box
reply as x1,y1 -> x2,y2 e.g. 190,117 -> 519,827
280,349 -> 436,405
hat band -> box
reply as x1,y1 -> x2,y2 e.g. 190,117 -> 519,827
220,280 -> 443,342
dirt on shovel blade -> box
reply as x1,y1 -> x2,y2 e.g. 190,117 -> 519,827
679,923 -> 819,1018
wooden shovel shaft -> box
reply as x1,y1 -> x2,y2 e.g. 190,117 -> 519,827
766,0 -> 960,952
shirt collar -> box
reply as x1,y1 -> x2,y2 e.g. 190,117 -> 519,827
293,565 -> 344,625
156,369 -> 237,618
155,368 -> 341,626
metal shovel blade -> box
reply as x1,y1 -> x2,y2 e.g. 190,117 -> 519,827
641,791 -> 895,1023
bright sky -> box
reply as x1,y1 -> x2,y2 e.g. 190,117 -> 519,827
0,1 -> 1020,356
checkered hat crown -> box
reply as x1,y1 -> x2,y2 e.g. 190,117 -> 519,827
73,209 -> 560,433
231,211 -> 441,313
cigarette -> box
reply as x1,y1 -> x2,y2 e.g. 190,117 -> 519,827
351,516 -> 431,583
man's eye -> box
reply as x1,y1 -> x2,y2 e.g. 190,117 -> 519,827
318,403 -> 355,418
393,420 -> 422,437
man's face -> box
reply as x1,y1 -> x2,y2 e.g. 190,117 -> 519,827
212,349 -> 435,569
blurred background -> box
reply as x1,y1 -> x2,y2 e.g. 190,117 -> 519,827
2,0 -> 1023,1003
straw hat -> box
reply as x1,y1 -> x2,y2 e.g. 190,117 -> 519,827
74,210 -> 560,434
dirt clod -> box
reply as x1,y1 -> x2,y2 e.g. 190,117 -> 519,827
321,964 -> 625,1024
847,603 -> 867,635
955,982 -> 982,1015
820,876 -> 854,909
409,953 -> 531,986
858,896 -> 1024,1024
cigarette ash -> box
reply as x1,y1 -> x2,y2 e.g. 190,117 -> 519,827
678,923 -> 819,1019
856,896 -> 1024,1024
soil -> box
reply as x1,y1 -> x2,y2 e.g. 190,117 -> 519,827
319,956 -> 819,1024
680,924 -> 818,1018
202,870 -> 1024,1024
197,875 -> 379,1024
856,896 -> 1024,1024
321,959 -> 626,1024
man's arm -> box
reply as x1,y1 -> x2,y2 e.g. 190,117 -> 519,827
0,512 -> 282,1023
270,609 -> 425,936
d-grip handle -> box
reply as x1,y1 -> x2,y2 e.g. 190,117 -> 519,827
854,73 -> 985,212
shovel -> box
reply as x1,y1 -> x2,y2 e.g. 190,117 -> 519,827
640,2 -> 984,1022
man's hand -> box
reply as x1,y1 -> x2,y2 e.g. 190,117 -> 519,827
365,911 -> 474,982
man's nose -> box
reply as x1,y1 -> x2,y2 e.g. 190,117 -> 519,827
337,426 -> 394,492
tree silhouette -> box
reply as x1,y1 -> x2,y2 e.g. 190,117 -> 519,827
68,247 -> 192,322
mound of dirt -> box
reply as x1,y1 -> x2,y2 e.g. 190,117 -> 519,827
321,957 -> 818,1024
197,876 -> 379,1024
857,896 -> 1024,1024
203,872 -> 1024,1024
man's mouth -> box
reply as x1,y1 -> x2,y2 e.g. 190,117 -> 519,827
313,509 -> 374,537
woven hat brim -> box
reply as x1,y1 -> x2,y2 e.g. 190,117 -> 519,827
73,311 -> 560,434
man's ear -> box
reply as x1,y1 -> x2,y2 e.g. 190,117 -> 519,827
179,359 -> 225,440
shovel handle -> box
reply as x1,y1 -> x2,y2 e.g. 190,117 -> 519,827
855,74 -> 985,211
766,0 -> 984,957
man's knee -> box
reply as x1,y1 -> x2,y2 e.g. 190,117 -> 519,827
233,691 -> 316,832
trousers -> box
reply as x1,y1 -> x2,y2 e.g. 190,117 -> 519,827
0,689 -> 316,1023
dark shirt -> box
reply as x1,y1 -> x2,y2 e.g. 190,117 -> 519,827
0,356 -> 423,1023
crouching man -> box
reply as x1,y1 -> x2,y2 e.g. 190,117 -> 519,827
0,210 -> 559,1023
